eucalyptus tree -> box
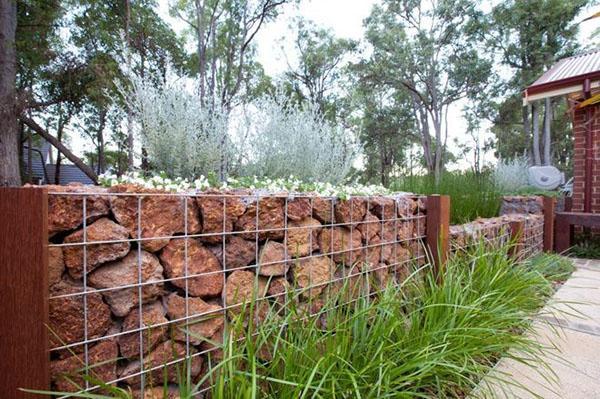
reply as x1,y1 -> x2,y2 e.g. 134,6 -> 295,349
489,0 -> 589,165
171,0 -> 289,110
282,18 -> 357,121
363,0 -> 492,183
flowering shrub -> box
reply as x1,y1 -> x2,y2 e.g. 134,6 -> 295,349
493,156 -> 531,193
99,172 -> 392,199
124,75 -> 231,180
241,92 -> 359,184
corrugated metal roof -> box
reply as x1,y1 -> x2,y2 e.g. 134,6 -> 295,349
22,140 -> 95,185
527,49 -> 600,95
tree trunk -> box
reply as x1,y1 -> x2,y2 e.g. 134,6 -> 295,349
54,118 -> 64,184
21,116 -> 98,183
125,0 -> 134,171
531,102 -> 541,166
195,0 -> 207,102
522,103 -> 530,158
97,109 -> 107,174
0,0 -> 20,186
543,97 -> 552,166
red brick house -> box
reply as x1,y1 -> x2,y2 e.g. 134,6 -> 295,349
524,49 -> 600,214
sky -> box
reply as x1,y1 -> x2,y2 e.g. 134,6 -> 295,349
67,0 -> 600,172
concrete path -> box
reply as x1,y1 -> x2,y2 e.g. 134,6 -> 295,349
475,258 -> 600,399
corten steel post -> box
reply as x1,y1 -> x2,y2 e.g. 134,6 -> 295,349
509,220 -> 525,259
543,196 -> 556,252
0,187 -> 50,398
426,195 -> 450,282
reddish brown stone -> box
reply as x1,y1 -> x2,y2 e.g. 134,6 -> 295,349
119,301 -> 168,360
397,196 -> 417,218
51,338 -> 118,392
63,217 -> 131,278
166,293 -> 224,345
319,227 -> 362,265
109,184 -> 201,252
236,196 -> 285,240
293,255 -> 333,299
47,185 -> 110,236
132,386 -> 181,399
258,241 -> 289,276
335,198 -> 367,225
330,264 -> 366,300
397,220 -> 415,242
208,235 -> 256,270
159,239 -> 223,298
357,212 -> 381,242
287,217 -> 321,257
119,340 -> 203,387
366,262 -> 391,291
49,280 -> 112,348
370,197 -> 396,220
196,189 -> 246,244
88,250 -> 164,317
200,326 -> 224,362
225,270 -> 269,314
313,197 -> 335,224
267,277 -> 290,304
287,197 -> 312,221
48,246 -> 65,287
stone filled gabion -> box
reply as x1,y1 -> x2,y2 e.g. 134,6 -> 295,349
46,184 -> 427,392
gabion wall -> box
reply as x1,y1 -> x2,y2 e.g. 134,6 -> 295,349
46,184 -> 428,395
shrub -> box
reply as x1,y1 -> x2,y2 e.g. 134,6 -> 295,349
124,75 -> 231,180
240,92 -> 359,184
493,156 -> 530,193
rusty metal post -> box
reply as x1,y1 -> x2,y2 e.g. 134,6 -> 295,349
426,195 -> 450,282
543,196 -> 555,253
0,187 -> 49,398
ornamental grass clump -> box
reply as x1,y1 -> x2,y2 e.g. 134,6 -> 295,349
199,241 -> 558,399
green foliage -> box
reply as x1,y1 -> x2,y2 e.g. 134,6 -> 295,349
391,171 -> 502,224
525,253 -> 575,283
202,242 -> 556,398
569,233 -> 600,259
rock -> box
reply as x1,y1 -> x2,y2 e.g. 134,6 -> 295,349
357,212 -> 381,242
49,280 -> 112,348
236,196 -> 285,240
397,196 -> 417,218
312,197 -> 335,224
200,326 -> 224,362
360,236 -> 382,267
267,277 -> 290,304
287,197 -> 312,221
165,293 -> 224,345
51,338 -> 118,393
365,262 -> 391,292
319,227 -> 362,265
287,217 -> 321,258
413,214 -> 426,237
132,386 -> 181,399
225,270 -> 269,314
370,197 -> 396,220
47,185 -> 110,236
208,235 -> 256,270
88,250 -> 164,317
119,340 -> 202,387
330,264 -> 366,300
335,198 -> 367,225
119,301 -> 168,360
397,220 -> 415,242
109,185 -> 201,252
258,241 -> 289,276
48,246 -> 65,287
394,248 -> 412,283
63,218 -> 131,278
196,189 -> 246,244
159,239 -> 223,297
293,255 -> 333,299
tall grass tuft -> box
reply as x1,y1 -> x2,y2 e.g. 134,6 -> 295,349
391,171 -> 502,224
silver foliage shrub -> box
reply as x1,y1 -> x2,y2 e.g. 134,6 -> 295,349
241,93 -> 359,184
493,155 -> 531,193
125,75 -> 230,180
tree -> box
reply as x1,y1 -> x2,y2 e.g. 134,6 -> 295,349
489,0 -> 589,166
172,0 -> 289,109
363,0 -> 492,183
0,0 -> 20,185
283,18 -> 356,120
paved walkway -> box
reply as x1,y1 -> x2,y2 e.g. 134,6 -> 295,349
475,258 -> 600,399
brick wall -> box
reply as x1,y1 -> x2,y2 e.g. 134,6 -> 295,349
572,105 -> 600,213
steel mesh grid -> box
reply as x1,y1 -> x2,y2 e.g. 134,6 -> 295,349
47,190 -> 428,396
